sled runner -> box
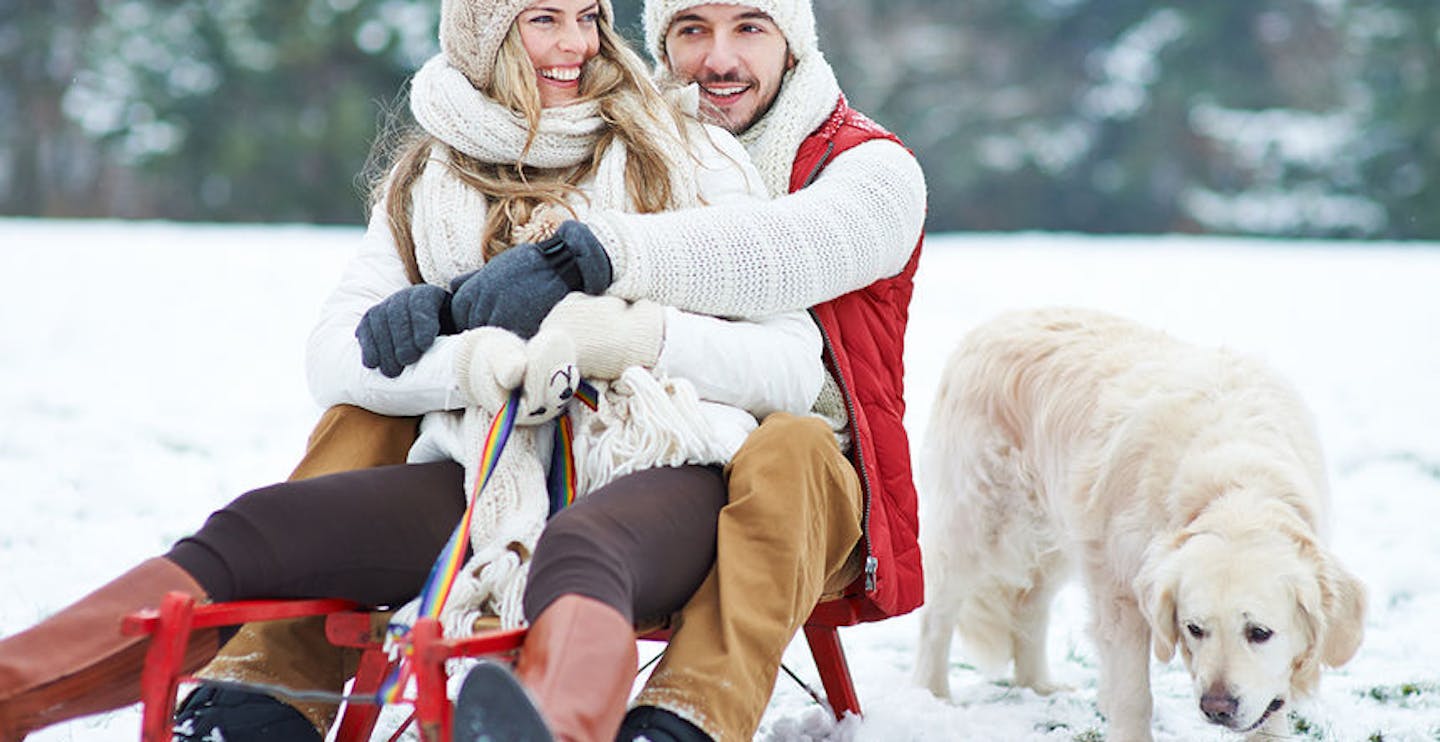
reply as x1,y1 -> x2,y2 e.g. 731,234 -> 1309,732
123,592 -> 866,742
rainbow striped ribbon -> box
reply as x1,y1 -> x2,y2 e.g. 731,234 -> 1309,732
547,380 -> 600,516
377,390 -> 521,704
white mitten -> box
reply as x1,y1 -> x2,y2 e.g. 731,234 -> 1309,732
515,330 -> 577,425
537,293 -> 664,381
456,327 -> 527,414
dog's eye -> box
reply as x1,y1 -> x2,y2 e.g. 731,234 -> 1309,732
1185,622 -> 1206,639
1246,625 -> 1273,644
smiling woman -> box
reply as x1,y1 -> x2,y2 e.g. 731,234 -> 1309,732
516,1 -> 602,108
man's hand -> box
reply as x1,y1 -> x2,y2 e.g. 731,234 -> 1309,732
537,294 -> 664,381
356,284 -> 454,378
449,220 -> 613,339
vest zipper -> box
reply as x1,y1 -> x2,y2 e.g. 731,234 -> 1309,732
808,307 -> 877,594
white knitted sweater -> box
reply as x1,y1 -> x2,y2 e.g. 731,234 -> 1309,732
589,60 -> 927,319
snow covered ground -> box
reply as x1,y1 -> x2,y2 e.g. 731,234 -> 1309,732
2,218 -> 1438,741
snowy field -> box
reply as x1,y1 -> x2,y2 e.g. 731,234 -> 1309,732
2,218 -> 1438,741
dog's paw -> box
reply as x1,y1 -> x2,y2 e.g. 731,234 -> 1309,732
1026,679 -> 1074,696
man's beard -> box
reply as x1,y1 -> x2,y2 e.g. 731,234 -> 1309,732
693,72 -> 781,135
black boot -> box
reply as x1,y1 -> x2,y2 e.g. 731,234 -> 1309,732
453,661 -> 552,742
615,706 -> 711,742
172,684 -> 320,742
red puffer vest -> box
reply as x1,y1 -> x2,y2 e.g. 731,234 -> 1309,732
794,97 -> 924,622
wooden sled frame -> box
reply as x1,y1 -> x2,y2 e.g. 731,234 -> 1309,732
124,593 -> 865,742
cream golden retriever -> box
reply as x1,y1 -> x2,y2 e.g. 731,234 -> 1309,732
913,307 -> 1366,741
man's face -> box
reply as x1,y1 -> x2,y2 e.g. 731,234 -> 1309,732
663,4 -> 793,134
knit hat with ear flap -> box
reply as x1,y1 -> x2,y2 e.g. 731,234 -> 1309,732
440,0 -> 617,90
642,0 -> 820,66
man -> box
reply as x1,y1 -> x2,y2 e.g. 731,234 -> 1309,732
176,1 -> 926,740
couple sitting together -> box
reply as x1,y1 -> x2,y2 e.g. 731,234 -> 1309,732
0,0 -> 926,740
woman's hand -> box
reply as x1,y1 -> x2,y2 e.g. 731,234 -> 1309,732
355,284 -> 455,378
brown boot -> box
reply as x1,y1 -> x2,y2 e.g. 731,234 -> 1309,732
0,557 -> 220,740
514,594 -> 639,742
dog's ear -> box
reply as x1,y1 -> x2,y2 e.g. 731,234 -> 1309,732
1293,542 -> 1367,694
1134,540 -> 1181,663
1318,553 -> 1366,667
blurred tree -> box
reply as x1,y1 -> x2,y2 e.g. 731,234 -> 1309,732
0,0 -> 111,217
818,0 -> 1375,236
54,0 -> 437,223
1342,0 -> 1440,239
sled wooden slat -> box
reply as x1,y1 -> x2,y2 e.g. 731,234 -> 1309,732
121,597 -> 361,635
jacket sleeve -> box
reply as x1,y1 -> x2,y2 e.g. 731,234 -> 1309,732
305,205 -> 472,416
640,125 -> 824,418
654,307 -> 823,419
588,138 -> 926,317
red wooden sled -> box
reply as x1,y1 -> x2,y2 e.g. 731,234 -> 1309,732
123,592 -> 866,742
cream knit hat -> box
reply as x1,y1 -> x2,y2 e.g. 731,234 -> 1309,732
440,0 -> 617,90
642,0 -> 820,65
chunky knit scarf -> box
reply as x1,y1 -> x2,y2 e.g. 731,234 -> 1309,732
736,52 -> 842,198
400,54 -> 727,633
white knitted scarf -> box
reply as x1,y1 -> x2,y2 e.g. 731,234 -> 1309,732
736,51 -> 842,198
398,55 -> 728,633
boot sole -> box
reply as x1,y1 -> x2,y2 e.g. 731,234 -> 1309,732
453,661 -> 552,742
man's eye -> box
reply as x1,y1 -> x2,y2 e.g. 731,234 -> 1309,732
1246,626 -> 1273,644
1185,622 -> 1206,639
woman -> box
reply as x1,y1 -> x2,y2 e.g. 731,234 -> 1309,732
0,1 -> 822,741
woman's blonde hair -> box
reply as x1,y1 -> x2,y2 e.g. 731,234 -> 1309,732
373,10 -> 695,285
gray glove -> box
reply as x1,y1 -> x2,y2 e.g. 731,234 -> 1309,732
449,220 -> 612,339
356,283 -> 455,378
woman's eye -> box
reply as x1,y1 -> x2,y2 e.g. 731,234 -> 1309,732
1185,622 -> 1206,639
1246,626 -> 1273,644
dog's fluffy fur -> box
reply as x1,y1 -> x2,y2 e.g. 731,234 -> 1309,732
913,308 -> 1366,741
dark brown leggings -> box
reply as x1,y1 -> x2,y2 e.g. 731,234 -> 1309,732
165,461 -> 725,626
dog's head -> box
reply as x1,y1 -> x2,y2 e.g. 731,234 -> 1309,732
1135,502 -> 1366,734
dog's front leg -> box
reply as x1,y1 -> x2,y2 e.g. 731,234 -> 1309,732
1092,595 -> 1156,742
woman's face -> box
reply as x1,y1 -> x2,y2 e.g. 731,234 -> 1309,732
516,0 -> 602,108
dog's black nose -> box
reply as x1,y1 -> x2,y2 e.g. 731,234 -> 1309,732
1200,689 -> 1239,724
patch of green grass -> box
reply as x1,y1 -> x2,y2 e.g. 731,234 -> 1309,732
1071,729 -> 1104,742
1363,681 -> 1440,706
1291,712 -> 1325,740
